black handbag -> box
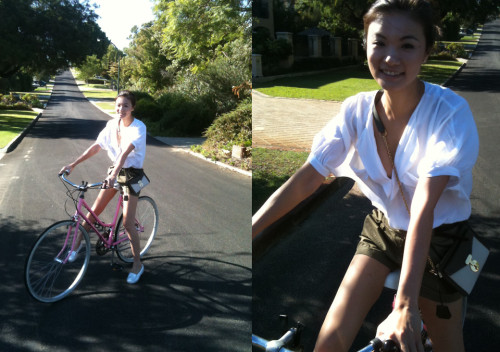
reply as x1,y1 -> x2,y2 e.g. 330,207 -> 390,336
436,226 -> 489,295
127,172 -> 150,193
111,167 -> 150,193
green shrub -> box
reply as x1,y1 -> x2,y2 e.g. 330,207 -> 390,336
131,91 -> 155,102
2,101 -> 32,110
157,91 -> 189,111
446,43 -> 467,58
203,98 -> 251,148
2,93 -> 18,105
133,98 -> 162,122
159,95 -> 216,136
22,93 -> 43,108
430,51 -> 456,60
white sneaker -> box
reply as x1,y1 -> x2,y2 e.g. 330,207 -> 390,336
68,243 -> 84,263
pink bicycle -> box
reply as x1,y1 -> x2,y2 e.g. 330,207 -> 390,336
24,172 -> 159,303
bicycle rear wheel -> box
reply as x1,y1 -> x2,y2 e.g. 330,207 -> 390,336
116,196 -> 159,263
25,220 -> 91,303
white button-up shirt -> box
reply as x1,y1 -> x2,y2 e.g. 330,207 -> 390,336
308,82 -> 479,230
96,117 -> 147,169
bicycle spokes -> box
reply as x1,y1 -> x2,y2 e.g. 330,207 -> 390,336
25,221 -> 91,303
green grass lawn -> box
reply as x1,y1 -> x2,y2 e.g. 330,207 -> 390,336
252,148 -> 309,214
80,89 -> 117,100
0,110 -> 39,149
95,101 -> 116,114
254,60 -> 463,101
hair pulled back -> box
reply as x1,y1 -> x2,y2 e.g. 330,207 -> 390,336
363,0 -> 441,52
116,90 -> 136,108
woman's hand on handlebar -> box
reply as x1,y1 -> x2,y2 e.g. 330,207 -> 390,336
59,165 -> 74,176
103,174 -> 116,189
376,306 -> 423,352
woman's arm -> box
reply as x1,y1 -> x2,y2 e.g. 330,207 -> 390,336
377,175 -> 450,351
397,175 -> 449,311
252,162 -> 326,239
60,142 -> 102,174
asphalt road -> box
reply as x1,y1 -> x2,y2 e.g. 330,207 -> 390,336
253,19 -> 500,351
0,71 -> 251,351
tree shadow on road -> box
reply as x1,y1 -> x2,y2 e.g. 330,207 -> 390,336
0,216 -> 251,352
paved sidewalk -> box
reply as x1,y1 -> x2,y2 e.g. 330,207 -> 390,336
252,91 -> 341,150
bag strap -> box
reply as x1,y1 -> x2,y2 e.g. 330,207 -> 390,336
372,90 -> 438,274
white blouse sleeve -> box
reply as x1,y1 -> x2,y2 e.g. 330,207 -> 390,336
417,100 -> 479,187
130,121 -> 147,149
307,96 -> 357,177
96,120 -> 113,151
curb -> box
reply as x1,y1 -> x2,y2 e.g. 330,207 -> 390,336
0,109 -> 43,160
442,60 -> 467,87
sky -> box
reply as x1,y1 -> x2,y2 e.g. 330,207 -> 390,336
93,0 -> 156,50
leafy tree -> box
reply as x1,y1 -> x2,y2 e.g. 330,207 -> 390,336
124,22 -> 173,92
0,0 -> 108,78
76,55 -> 105,83
292,0 -> 372,36
276,0 -> 500,41
154,0 -> 251,72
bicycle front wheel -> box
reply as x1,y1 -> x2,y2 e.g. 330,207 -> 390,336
25,220 -> 91,303
116,196 -> 159,263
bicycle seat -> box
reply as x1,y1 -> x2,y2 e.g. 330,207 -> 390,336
384,270 -> 400,290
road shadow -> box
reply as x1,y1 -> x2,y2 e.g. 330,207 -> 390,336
0,216 -> 251,352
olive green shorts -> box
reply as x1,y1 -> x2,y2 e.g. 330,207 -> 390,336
108,166 -> 144,197
356,209 -> 467,303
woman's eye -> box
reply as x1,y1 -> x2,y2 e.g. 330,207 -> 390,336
402,43 -> 415,49
373,41 -> 385,47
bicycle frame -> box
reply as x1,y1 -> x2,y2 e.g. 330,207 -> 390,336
73,191 -> 127,246
62,187 -> 131,261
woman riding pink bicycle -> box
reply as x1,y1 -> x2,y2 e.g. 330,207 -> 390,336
253,1 -> 480,351
60,90 -> 147,284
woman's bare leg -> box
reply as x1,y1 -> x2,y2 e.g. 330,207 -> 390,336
122,194 -> 142,274
315,254 -> 391,352
73,188 -> 117,248
419,296 -> 465,352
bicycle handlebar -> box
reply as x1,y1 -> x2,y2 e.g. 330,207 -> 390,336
357,338 -> 399,352
252,332 -> 297,352
252,317 -> 304,352
59,172 -> 105,190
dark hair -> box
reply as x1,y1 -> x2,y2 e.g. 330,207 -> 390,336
363,0 -> 441,52
116,90 -> 136,107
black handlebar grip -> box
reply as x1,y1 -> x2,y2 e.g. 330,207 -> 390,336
370,338 -> 384,351
382,340 -> 399,352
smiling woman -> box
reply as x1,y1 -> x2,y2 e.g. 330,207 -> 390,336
253,1 -> 480,352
